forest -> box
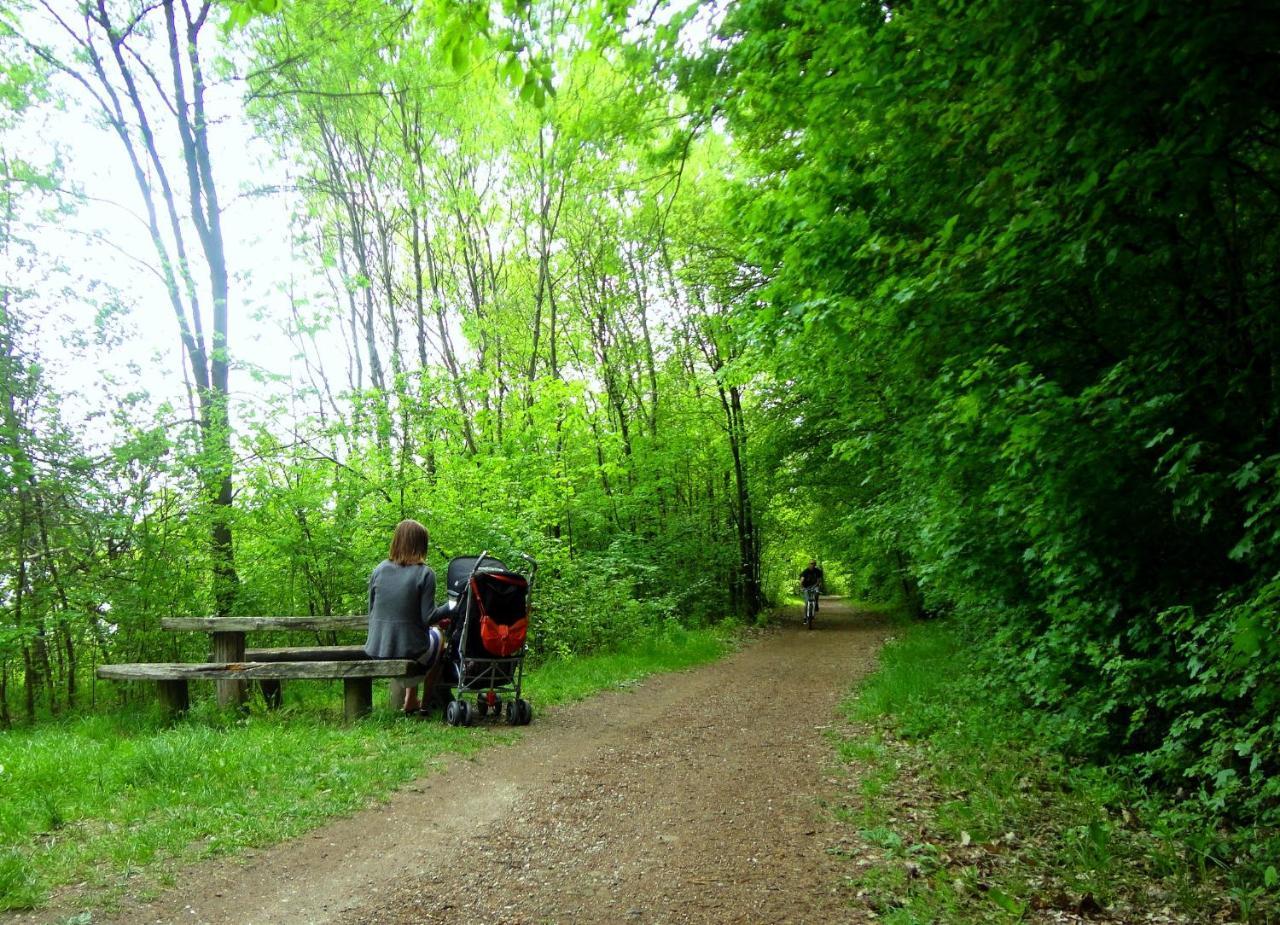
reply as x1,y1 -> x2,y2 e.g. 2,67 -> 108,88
1,0 -> 1277,903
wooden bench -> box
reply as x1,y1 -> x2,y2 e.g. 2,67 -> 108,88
243,645 -> 371,708
96,658 -> 418,721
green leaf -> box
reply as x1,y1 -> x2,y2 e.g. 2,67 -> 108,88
502,55 -> 524,87
1231,617 -> 1263,657
987,887 -> 1026,915
450,40 -> 469,72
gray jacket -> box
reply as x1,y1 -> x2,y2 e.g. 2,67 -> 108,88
364,560 -> 437,659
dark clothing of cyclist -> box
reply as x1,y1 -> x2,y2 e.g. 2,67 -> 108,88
800,566 -> 824,590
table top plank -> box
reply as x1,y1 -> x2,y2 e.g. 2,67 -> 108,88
245,645 -> 370,662
161,616 -> 367,633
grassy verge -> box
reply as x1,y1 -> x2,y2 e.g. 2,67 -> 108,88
0,621 -> 736,913
524,619 -> 738,704
833,619 -> 1278,924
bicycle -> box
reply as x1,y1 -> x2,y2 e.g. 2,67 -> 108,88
802,585 -> 820,629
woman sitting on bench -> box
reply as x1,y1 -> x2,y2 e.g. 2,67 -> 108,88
365,519 -> 444,713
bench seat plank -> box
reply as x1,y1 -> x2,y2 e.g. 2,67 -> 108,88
240,647 -> 371,710
161,616 -> 367,632
97,659 -> 419,721
97,660 -> 416,681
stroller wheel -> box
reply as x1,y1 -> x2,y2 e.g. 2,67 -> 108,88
517,699 -> 533,725
446,700 -> 465,727
505,700 -> 521,725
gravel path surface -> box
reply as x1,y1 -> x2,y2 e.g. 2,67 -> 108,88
30,599 -> 890,925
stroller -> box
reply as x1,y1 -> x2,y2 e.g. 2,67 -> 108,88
436,551 -> 535,726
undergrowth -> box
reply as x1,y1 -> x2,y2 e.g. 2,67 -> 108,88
835,619 -> 1279,924
524,618 -> 738,704
0,621 -> 735,913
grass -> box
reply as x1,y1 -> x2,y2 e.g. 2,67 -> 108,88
524,619 -> 737,704
0,703 -> 485,913
834,618 -> 1278,924
0,621 -> 736,913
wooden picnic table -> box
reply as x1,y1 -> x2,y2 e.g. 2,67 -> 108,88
161,616 -> 367,706
97,615 -> 434,720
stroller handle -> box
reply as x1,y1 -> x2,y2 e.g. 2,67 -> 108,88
464,550 -> 538,585
520,552 -> 539,597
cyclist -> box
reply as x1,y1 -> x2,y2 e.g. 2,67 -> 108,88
800,560 -> 824,612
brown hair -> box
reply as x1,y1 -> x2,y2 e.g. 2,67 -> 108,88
388,519 -> 429,566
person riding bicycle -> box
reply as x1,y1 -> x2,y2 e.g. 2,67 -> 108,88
800,560 -> 824,611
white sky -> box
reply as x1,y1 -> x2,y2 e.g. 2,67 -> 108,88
4,0 -> 727,448
3,7 -> 331,443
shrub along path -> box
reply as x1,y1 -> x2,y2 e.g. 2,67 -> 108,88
13,600 -> 891,925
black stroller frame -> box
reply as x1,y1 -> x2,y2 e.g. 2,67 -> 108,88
440,550 -> 537,727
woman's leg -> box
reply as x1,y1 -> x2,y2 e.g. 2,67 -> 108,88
414,627 -> 447,714
420,657 -> 446,712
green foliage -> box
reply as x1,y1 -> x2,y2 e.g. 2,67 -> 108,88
223,0 -> 282,32
10,0 -> 1276,905
709,0 -> 1280,848
841,620 -> 1278,922
0,849 -> 43,912
0,0 -> 762,724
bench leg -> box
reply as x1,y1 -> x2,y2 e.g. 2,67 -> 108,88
213,631 -> 247,708
344,677 -> 373,721
157,679 -> 189,717
260,680 -> 283,710
388,678 -> 412,712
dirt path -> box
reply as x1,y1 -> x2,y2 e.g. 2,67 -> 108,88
34,600 -> 891,925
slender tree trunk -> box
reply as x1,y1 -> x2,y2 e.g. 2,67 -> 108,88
728,385 -> 762,611
2,320 -> 40,717
689,298 -> 764,617
894,548 -> 924,619
15,504 -> 40,720
0,656 -> 10,729
32,489 -> 75,708
21,644 -> 34,723
527,126 -> 567,401
34,0 -> 241,627
624,248 -> 660,437
422,233 -> 479,454
165,0 -> 238,621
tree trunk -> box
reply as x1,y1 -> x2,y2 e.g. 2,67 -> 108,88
894,549 -> 924,619
0,657 -> 10,729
